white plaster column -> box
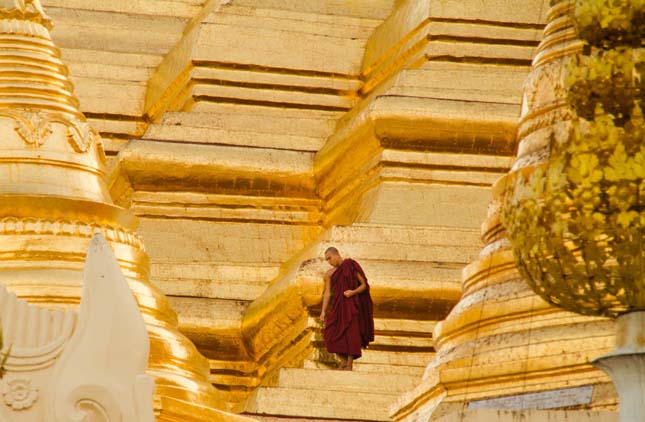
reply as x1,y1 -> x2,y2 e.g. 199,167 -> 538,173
593,312 -> 645,422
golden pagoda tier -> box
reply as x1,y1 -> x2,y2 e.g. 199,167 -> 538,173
0,1 -> 251,421
391,1 -> 617,420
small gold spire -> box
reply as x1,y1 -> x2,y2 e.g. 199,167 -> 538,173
0,0 -> 107,203
0,0 -> 52,29
0,0 -> 80,119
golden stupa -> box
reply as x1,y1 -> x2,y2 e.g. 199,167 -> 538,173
392,0 -> 624,420
0,1 -> 249,420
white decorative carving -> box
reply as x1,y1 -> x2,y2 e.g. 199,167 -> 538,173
47,234 -> 155,422
0,234 -> 155,421
1,378 -> 38,410
0,276 -> 75,373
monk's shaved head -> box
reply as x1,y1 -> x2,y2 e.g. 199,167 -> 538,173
325,246 -> 339,255
324,246 -> 343,267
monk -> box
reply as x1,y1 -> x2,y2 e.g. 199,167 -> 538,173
319,247 -> 374,371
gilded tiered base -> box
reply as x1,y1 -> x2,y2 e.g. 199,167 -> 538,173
392,2 -> 618,420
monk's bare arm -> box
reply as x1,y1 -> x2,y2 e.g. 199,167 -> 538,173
320,270 -> 332,320
344,272 -> 367,297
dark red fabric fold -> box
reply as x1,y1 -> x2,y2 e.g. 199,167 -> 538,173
323,259 -> 374,358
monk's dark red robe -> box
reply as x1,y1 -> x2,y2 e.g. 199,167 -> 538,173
323,258 -> 374,358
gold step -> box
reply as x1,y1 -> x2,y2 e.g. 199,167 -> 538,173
276,368 -> 419,394
246,386 -> 396,421
304,359 -> 427,377
308,348 -> 434,368
248,416 -> 359,422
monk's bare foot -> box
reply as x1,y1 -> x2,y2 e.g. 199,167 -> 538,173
335,360 -> 348,370
336,355 -> 348,370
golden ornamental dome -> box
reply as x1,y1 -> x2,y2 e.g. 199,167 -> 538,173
502,0 -> 645,317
